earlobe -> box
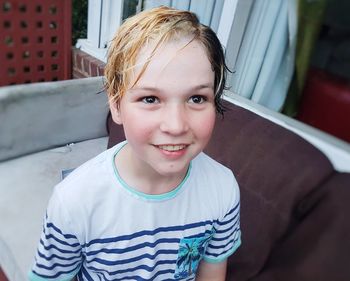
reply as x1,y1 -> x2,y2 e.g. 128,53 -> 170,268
109,101 -> 123,125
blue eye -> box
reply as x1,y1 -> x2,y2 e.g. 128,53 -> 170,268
189,95 -> 206,104
142,96 -> 159,104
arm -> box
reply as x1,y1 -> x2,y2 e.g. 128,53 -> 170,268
29,189 -> 83,280
196,259 -> 227,281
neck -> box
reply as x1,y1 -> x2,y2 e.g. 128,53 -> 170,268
114,143 -> 188,195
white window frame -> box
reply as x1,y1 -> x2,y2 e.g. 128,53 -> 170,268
76,0 -> 124,62
76,0 -> 249,70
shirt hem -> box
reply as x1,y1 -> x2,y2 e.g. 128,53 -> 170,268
28,270 -> 78,281
203,238 -> 241,264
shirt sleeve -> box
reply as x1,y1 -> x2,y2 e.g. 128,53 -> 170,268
29,188 -> 82,281
203,182 -> 241,263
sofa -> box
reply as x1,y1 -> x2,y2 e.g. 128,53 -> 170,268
1,77 -> 349,281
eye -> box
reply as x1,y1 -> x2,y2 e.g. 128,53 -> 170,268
141,96 -> 159,104
189,95 -> 206,104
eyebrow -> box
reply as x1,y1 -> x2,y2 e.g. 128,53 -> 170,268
131,84 -> 214,92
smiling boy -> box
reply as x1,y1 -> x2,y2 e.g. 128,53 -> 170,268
30,6 -> 241,281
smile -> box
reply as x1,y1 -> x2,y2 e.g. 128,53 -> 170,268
156,144 -> 187,152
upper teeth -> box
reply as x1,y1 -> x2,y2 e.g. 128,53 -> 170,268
158,145 -> 186,151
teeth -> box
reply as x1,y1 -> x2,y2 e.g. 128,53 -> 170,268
158,145 -> 186,151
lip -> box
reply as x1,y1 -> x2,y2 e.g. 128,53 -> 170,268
153,144 -> 189,157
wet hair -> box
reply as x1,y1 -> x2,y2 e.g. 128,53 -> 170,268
104,6 -> 229,114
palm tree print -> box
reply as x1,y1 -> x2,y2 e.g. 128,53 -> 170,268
174,233 -> 213,279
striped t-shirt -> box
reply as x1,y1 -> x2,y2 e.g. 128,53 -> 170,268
30,141 -> 241,280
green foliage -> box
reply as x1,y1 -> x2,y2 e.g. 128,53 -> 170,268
72,0 -> 88,45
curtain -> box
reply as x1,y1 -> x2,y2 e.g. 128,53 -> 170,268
229,0 -> 297,112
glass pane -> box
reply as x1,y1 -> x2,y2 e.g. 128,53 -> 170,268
123,0 -> 138,20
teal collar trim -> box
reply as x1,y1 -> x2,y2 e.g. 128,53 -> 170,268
112,141 -> 192,201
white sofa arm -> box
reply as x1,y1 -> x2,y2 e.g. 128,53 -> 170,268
0,77 -> 109,162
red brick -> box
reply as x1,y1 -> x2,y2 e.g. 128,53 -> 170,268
90,59 -> 103,77
72,48 -> 106,78
74,49 -> 89,72
98,64 -> 105,76
82,56 -> 90,75
73,68 -> 87,79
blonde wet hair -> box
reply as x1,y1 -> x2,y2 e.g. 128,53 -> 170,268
104,6 -> 229,114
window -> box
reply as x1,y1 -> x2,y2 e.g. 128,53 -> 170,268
76,0 -> 237,63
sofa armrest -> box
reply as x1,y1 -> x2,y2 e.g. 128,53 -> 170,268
0,77 -> 109,161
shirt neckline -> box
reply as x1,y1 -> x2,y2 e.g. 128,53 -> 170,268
111,141 -> 192,201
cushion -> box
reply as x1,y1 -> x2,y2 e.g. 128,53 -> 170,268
204,101 -> 334,280
249,172 -> 350,281
0,77 -> 108,162
0,137 -> 108,281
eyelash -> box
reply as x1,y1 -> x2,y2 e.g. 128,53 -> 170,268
140,95 -> 207,104
189,95 -> 207,104
141,96 -> 159,104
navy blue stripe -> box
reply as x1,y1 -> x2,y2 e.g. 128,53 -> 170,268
37,249 -> 81,261
224,202 -> 240,218
86,237 -> 180,256
208,235 -> 239,250
87,249 -> 178,266
46,222 -> 78,240
185,229 -> 213,239
211,225 -> 240,242
43,233 -> 81,248
40,239 -> 81,254
118,269 -> 175,281
215,215 -> 239,234
205,237 -> 240,258
149,269 -> 175,281
32,263 -> 80,279
87,259 -> 176,277
84,220 -> 213,247
81,266 -> 94,281
216,208 -> 239,227
77,270 -> 83,281
36,259 -> 80,271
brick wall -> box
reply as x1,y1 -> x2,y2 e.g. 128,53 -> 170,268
72,47 -> 105,78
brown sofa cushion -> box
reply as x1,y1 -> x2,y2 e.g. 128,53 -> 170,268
106,111 -> 125,147
248,172 -> 350,281
204,101 -> 335,280
107,100 -> 341,280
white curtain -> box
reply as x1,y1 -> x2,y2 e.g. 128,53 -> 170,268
228,0 -> 297,111
142,0 -> 224,32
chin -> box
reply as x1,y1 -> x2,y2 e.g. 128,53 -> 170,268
154,163 -> 190,177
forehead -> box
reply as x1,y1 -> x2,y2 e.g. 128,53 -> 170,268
132,39 -> 214,90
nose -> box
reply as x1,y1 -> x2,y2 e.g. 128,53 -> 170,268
160,104 -> 189,135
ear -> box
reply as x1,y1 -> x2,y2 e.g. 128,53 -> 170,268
109,100 -> 123,125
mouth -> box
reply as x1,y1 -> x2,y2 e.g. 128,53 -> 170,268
156,144 -> 188,152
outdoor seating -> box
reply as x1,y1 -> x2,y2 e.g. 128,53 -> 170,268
1,77 -> 349,281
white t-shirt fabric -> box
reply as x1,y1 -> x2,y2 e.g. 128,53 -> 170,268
29,141 -> 241,281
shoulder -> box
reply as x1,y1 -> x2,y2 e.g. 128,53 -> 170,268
52,142 -> 126,209
45,142 -> 127,241
190,152 -> 240,215
192,152 -> 238,187
56,149 -> 110,193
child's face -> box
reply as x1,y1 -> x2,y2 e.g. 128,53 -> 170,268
111,39 -> 216,178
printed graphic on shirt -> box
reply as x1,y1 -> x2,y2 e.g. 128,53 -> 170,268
174,232 -> 213,279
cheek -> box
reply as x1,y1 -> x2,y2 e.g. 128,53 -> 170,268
194,110 -> 216,140
122,113 -> 154,142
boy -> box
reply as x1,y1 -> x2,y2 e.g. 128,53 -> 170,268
30,6 -> 241,281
